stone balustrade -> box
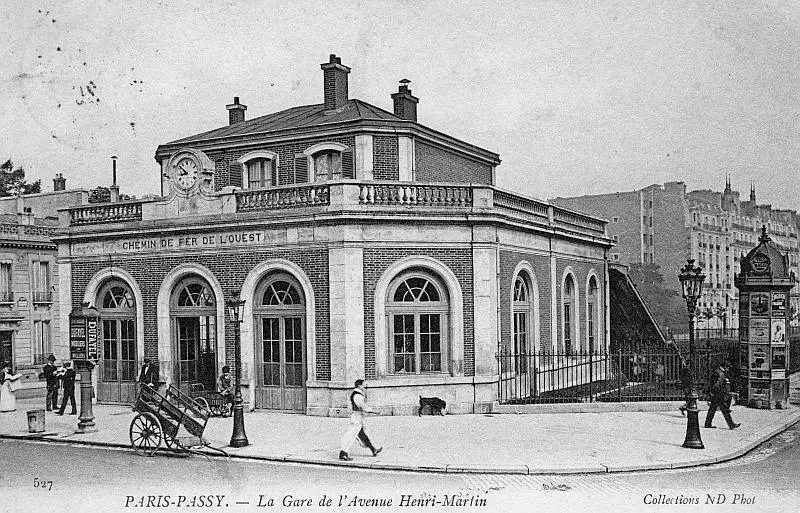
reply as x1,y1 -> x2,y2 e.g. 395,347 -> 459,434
70,202 -> 143,225
63,181 -> 608,240
237,184 -> 330,212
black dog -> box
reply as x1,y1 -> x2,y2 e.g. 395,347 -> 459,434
418,396 -> 446,416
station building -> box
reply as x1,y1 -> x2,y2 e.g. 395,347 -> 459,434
55,55 -> 613,415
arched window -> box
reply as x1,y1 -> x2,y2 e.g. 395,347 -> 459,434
246,158 -> 276,189
387,271 -> 449,374
313,150 -> 342,181
563,275 -> 576,355
587,276 -> 599,353
512,274 -> 531,374
238,151 -> 278,189
98,281 -> 137,397
171,277 -> 217,390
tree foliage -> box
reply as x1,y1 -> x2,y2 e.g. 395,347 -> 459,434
88,186 -> 134,204
0,160 -> 41,196
627,263 -> 687,335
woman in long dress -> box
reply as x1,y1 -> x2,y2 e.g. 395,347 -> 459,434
0,361 -> 18,412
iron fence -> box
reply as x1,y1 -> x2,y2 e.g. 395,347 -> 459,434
497,348 -> 731,404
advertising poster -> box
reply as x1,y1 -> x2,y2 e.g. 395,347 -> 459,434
771,319 -> 786,345
739,326 -> 748,342
749,318 -> 769,343
739,344 -> 749,369
750,292 -> 770,317
749,345 -> 769,376
771,346 -> 786,369
739,293 -> 749,316
771,292 -> 787,316
750,379 -> 771,401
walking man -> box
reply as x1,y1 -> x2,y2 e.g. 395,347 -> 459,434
339,379 -> 382,461
55,361 -> 77,415
42,354 -> 59,411
704,361 -> 740,430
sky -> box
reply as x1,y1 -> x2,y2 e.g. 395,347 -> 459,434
2,0 -> 799,210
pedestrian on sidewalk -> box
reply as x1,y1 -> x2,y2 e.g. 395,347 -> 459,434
704,361 -> 740,430
41,354 -> 59,411
339,379 -> 382,461
0,361 -> 21,413
55,361 -> 77,415
217,366 -> 234,417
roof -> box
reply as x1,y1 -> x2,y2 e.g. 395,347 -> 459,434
155,98 -> 501,164
166,99 -> 401,146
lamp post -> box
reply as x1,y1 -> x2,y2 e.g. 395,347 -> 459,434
226,292 -> 249,448
678,259 -> 706,449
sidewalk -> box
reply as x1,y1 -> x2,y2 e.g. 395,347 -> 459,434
1,382 -> 799,475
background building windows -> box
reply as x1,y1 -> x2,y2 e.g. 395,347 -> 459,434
33,320 -> 51,365
33,261 -> 51,303
0,263 -> 11,303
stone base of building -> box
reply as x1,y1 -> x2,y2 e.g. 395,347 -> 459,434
305,376 -> 497,417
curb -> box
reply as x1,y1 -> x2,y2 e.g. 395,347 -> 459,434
3,410 -> 800,475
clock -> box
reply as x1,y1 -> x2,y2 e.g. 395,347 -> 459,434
175,157 -> 199,189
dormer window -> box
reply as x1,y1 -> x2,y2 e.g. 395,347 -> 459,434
297,142 -> 353,183
313,150 -> 342,181
237,151 -> 278,189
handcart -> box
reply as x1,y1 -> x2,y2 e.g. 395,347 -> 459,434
129,383 -> 227,457
189,383 -> 232,418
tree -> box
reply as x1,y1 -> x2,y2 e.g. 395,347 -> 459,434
0,160 -> 41,196
627,263 -> 688,335
88,186 -> 134,204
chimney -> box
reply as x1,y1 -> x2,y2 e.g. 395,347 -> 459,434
110,156 -> 120,202
226,96 -> 247,125
53,173 -> 66,191
391,79 -> 419,122
320,54 -> 350,111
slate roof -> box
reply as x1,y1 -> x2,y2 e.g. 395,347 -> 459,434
165,99 -> 407,146
156,98 -> 500,164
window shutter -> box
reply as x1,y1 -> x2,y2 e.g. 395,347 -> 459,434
294,154 -> 308,183
341,147 -> 354,179
270,158 -> 278,186
230,161 -> 244,188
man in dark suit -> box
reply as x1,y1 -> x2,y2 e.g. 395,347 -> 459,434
704,361 -> 740,430
138,358 -> 157,387
55,361 -> 77,415
42,354 -> 59,411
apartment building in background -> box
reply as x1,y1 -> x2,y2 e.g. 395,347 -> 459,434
554,179 -> 800,331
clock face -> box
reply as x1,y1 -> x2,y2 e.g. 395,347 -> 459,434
175,157 -> 198,189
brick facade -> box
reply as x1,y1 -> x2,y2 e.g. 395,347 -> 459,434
362,247 -> 474,378
372,135 -> 399,180
207,135 -> 357,191
498,250 -> 552,353
70,248 -> 331,380
415,141 -> 492,184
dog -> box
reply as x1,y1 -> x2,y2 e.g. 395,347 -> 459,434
418,396 -> 446,416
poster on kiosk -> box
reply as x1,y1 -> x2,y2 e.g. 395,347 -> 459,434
70,306 -> 99,361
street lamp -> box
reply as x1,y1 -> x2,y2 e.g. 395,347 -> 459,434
678,259 -> 706,449
226,291 -> 249,448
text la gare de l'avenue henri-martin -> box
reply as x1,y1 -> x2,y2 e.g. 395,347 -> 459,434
123,493 -> 489,508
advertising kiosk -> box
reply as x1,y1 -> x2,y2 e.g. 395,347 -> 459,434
735,227 -> 795,409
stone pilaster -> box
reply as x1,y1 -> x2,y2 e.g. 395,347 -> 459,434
328,245 -> 365,384
472,226 -> 498,376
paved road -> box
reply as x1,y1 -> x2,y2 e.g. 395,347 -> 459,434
3,424 -> 799,513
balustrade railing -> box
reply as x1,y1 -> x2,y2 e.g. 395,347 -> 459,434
70,202 -> 143,225
236,184 -> 329,212
493,190 -> 549,220
553,209 -> 606,234
358,184 -> 472,207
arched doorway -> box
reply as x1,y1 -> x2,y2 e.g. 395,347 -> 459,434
253,272 -> 306,411
97,280 -> 137,403
170,276 -> 218,394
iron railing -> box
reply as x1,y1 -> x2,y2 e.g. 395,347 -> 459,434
497,348 -> 731,404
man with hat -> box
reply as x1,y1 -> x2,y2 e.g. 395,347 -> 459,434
41,354 -> 59,411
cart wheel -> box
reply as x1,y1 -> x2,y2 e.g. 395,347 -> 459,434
195,396 -> 211,416
129,412 -> 163,456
